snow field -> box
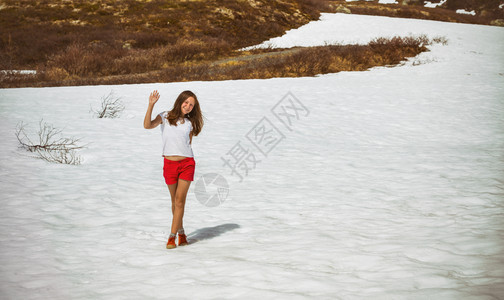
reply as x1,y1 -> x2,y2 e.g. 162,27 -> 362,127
1,13 -> 504,300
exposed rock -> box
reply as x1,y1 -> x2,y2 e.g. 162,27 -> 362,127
490,19 -> 504,26
335,5 -> 351,14
214,7 -> 235,20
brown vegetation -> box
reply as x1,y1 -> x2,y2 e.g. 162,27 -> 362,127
159,36 -> 434,82
1,0 -> 493,87
0,0 -> 317,71
1,36 -> 440,87
322,0 -> 502,25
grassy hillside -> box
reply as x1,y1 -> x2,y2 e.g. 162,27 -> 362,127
0,0 -> 319,69
322,0 -> 503,25
0,0 -> 501,87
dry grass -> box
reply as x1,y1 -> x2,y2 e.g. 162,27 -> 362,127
158,36 -> 433,82
323,0 -> 503,25
1,0 -> 491,87
1,0 -> 321,87
0,0 -> 315,71
1,35 -> 437,87
38,37 -> 232,79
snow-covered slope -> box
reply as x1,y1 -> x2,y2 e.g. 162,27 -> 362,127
1,13 -> 503,299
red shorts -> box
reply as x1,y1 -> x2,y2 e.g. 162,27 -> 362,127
163,157 -> 195,185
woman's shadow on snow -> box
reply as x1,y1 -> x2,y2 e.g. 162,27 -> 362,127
188,223 -> 240,244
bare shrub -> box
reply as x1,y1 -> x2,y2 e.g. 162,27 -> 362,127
46,42 -> 126,77
158,35 -> 437,82
296,0 -> 328,19
15,120 -> 85,165
46,43 -> 90,76
368,35 -> 429,65
91,91 -> 125,118
165,39 -> 208,62
4,31 -> 442,87
110,48 -> 164,74
369,35 -> 429,53
432,36 -> 449,45
45,67 -> 71,81
163,38 -> 231,63
128,31 -> 173,49
160,64 -> 211,82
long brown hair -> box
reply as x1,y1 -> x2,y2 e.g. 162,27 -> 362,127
166,90 -> 203,136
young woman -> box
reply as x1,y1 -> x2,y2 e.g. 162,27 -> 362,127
144,90 -> 203,249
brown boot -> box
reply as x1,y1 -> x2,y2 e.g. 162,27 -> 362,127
166,235 -> 177,249
178,234 -> 188,246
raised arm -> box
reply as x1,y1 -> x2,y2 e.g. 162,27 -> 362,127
144,90 -> 162,129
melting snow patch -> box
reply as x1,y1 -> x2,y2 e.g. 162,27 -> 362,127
456,9 -> 476,15
1,70 -> 37,75
424,0 -> 446,8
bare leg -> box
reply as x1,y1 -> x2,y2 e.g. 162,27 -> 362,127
167,183 -> 177,216
168,182 -> 184,231
170,178 -> 191,234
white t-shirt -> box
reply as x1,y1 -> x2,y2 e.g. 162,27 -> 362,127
158,111 -> 194,157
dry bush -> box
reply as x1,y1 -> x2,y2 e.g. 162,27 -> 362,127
296,0 -> 328,19
15,120 -> 85,165
432,36 -> 449,45
0,0 -> 314,77
0,23 -> 95,68
37,36 -> 231,80
159,35 -> 437,82
298,0 -> 333,11
161,64 -> 211,82
46,43 -> 88,76
45,67 -> 71,81
4,35 -> 442,87
164,37 -> 232,63
368,35 -> 429,64
46,42 -> 127,77
128,31 -> 174,49
110,48 -> 165,75
91,91 -> 125,119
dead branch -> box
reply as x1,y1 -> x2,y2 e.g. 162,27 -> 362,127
92,90 -> 125,118
15,120 -> 85,165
